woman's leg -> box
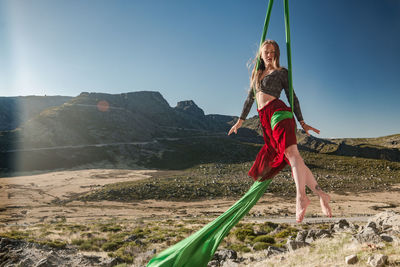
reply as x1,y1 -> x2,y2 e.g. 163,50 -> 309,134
303,164 -> 332,218
285,144 -> 332,222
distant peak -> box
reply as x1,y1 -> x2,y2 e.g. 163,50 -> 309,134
175,100 -> 205,117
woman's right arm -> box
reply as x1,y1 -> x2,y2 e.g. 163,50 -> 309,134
228,89 -> 254,135
239,89 -> 255,121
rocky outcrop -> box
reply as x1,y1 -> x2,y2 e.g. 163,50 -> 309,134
368,211 -> 400,233
286,240 -> 309,252
175,100 -> 205,117
208,249 -> 243,267
354,222 -> 383,244
332,218 -> 357,232
3,213 -> 400,267
367,254 -> 388,267
0,237 -> 116,267
242,214 -> 398,266
354,212 -> 400,244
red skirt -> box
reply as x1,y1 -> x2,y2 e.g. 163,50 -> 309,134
248,99 -> 297,181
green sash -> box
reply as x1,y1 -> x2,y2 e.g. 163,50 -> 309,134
270,110 -> 293,130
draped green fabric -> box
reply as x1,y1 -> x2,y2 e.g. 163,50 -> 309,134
283,0 -> 294,112
147,180 -> 272,267
253,0 -> 274,107
270,110 -> 293,130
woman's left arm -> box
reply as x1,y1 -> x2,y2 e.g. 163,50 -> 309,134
299,120 -> 320,136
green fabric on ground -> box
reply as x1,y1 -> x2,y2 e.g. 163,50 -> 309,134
147,180 -> 272,267
270,110 -> 293,130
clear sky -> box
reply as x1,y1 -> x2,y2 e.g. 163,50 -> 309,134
0,0 -> 399,138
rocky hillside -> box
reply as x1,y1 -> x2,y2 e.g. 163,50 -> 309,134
8,91 -> 237,149
1,212 -> 399,266
242,116 -> 400,161
0,91 -> 241,173
19,92 -> 159,148
0,91 -> 398,173
0,95 -> 72,131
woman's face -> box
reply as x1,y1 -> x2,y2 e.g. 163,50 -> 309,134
261,44 -> 276,67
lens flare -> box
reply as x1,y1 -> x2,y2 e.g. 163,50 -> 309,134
97,100 -> 109,112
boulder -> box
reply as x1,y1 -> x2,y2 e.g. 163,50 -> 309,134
221,259 -> 239,267
34,258 -> 52,267
304,229 -> 332,243
367,254 -> 388,267
295,230 -> 308,242
207,260 -> 219,267
332,219 -> 354,232
212,249 -> 237,262
286,240 -> 310,252
265,246 -> 286,257
354,225 -> 382,244
368,211 -> 400,233
345,254 -> 358,264
379,234 -> 393,242
124,234 -> 139,242
102,257 -> 124,267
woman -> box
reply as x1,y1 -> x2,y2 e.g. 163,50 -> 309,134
228,40 -> 332,223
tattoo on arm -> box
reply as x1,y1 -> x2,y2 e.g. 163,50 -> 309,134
315,185 -> 321,191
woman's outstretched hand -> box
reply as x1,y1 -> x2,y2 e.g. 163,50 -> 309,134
300,121 -> 320,136
228,119 -> 244,135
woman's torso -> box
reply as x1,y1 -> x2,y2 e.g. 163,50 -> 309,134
255,69 -> 278,109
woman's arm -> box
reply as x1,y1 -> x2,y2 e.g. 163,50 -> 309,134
228,89 -> 254,135
239,89 -> 255,121
228,118 -> 244,135
299,120 -> 320,136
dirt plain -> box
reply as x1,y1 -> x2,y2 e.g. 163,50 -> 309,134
1,168 -> 399,226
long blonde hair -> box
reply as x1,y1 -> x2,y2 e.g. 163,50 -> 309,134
249,40 -> 281,90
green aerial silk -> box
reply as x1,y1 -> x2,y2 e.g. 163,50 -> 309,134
147,180 -> 272,267
283,0 -> 294,112
253,0 -> 274,107
254,0 -> 295,113
147,0 -> 296,266
270,110 -> 293,130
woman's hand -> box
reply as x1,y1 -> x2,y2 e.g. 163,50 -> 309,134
300,121 -> 320,136
228,119 -> 244,135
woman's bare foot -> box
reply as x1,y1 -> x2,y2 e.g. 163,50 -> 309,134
296,196 -> 311,223
319,192 -> 332,218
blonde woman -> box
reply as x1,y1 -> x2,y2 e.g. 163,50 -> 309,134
228,40 -> 332,223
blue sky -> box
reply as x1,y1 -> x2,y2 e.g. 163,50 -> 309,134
0,0 -> 399,138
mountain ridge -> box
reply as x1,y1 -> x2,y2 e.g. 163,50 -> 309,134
0,91 -> 398,173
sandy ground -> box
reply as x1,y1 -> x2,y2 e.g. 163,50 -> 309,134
1,169 -> 400,226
